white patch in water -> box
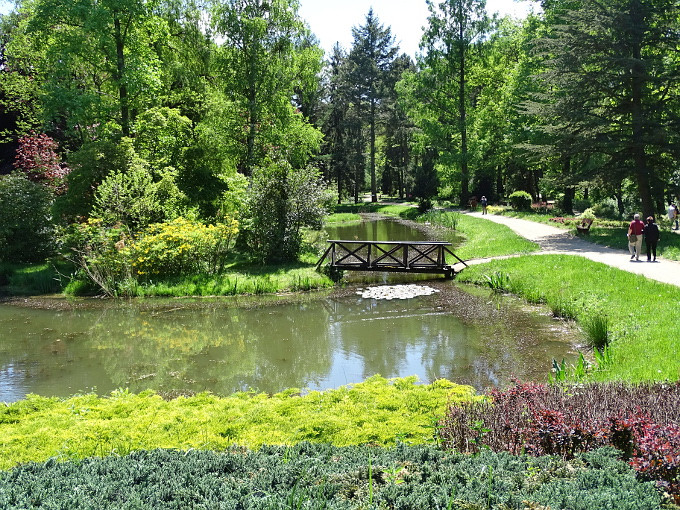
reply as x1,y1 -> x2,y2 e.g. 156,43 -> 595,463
355,284 -> 440,300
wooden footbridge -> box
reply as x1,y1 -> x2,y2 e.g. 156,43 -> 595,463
316,240 -> 467,279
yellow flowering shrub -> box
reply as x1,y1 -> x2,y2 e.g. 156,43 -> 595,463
131,217 -> 238,277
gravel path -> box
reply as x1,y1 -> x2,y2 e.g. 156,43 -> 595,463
455,212 -> 680,288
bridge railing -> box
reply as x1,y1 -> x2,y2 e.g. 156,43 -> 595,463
316,240 -> 466,278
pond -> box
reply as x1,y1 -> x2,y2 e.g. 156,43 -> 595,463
0,218 -> 581,402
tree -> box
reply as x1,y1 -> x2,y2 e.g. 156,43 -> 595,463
21,0 -> 168,141
531,0 -> 680,218
14,132 -> 69,191
0,10 -> 43,171
241,158 -> 334,262
347,9 -> 398,202
419,0 -> 491,206
0,172 -> 54,262
211,0 -> 323,175
382,54 -> 417,199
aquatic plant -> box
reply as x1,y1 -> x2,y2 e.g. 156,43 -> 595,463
482,271 -> 510,293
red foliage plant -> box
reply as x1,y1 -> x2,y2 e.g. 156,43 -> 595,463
14,132 -> 70,192
439,381 -> 680,500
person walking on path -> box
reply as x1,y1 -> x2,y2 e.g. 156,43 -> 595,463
628,213 -> 645,261
480,196 -> 488,215
668,203 -> 679,230
644,216 -> 660,262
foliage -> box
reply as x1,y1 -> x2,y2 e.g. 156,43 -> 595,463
0,376 -> 476,469
0,172 -> 55,263
508,190 -> 533,210
455,254 -> 680,382
242,159 -> 335,263
438,381 -> 680,499
0,445 -> 663,509
13,132 -> 69,191
62,219 -> 133,297
91,146 -> 189,230
347,8 -> 398,203
131,217 -> 238,278
482,271 -> 511,293
582,314 -> 611,352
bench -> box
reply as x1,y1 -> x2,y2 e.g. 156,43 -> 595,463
576,217 -> 593,234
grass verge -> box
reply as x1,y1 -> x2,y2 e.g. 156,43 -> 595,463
456,254 -> 680,382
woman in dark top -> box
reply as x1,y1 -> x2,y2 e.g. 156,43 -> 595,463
643,216 -> 660,262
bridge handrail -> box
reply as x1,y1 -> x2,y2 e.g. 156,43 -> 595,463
316,240 -> 467,270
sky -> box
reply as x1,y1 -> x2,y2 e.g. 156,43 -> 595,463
0,0 -> 537,58
299,0 -> 539,58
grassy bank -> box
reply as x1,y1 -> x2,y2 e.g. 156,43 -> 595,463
456,254 -> 680,382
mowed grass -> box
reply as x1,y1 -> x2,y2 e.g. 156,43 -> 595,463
456,254 -> 680,382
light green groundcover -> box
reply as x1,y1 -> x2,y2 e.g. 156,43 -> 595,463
0,375 -> 478,470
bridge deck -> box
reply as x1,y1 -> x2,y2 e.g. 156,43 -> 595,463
316,240 -> 467,278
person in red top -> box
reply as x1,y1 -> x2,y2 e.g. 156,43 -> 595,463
627,213 -> 645,261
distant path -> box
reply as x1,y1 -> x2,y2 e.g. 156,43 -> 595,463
454,212 -> 680,288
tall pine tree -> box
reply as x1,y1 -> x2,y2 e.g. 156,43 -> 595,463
347,9 -> 398,202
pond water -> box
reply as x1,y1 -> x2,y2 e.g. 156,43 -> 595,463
0,218 -> 581,402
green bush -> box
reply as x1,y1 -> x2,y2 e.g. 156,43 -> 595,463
0,445 -> 662,509
0,172 -> 55,263
592,200 -> 620,220
508,190 -> 532,211
0,376 -> 476,469
131,217 -> 239,278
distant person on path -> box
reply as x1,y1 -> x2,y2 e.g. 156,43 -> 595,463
644,216 -> 660,262
668,203 -> 679,230
628,213 -> 645,261
480,196 -> 488,215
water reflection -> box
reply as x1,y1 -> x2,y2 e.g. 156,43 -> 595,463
0,285 -> 581,402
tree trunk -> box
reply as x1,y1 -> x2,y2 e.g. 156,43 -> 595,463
370,98 -> 377,202
629,0 -> 654,218
113,13 -> 129,138
458,25 -> 469,207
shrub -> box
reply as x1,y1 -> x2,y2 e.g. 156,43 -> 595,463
438,381 -> 680,500
592,200 -> 620,220
131,217 -> 238,278
13,132 -> 69,192
241,160 -> 335,263
508,190 -> 532,211
0,445 -> 662,509
0,172 -> 55,263
62,219 -> 133,297
0,377 -> 476,468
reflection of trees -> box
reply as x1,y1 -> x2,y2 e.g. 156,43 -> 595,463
86,301 -> 335,395
331,297 -> 476,381
327,219 -> 426,242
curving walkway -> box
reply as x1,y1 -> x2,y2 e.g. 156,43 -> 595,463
454,212 -> 680,288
